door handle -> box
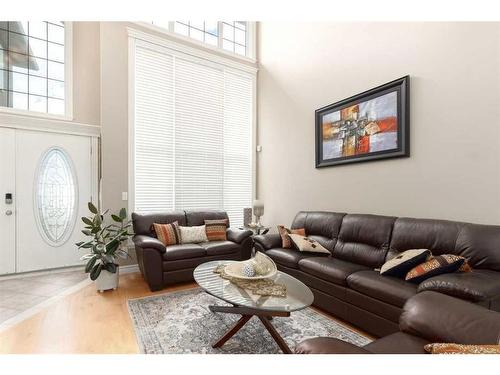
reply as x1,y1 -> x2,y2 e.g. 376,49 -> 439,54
5,210 -> 12,216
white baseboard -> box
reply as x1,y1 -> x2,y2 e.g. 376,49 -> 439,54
120,264 -> 140,274
0,265 -> 85,281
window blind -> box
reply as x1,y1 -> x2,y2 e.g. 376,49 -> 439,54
133,41 -> 253,227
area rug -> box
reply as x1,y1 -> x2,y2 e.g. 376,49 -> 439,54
127,288 -> 372,354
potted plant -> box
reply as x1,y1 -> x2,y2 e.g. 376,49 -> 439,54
76,202 -> 133,292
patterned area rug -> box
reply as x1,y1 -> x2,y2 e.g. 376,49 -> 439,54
127,288 -> 372,354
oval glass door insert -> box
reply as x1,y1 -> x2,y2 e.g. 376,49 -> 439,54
35,147 -> 78,246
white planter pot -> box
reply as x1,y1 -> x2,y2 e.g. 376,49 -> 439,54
95,267 -> 119,292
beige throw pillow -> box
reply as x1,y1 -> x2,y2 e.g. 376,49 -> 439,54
179,225 -> 208,244
288,234 -> 330,254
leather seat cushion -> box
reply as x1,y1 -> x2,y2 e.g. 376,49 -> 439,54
295,337 -> 371,354
298,257 -> 369,286
163,244 -> 206,261
347,270 -> 418,307
199,241 -> 239,256
417,269 -> 500,302
364,332 -> 429,354
266,248 -> 323,269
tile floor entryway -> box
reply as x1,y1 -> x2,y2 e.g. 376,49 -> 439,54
0,270 -> 87,324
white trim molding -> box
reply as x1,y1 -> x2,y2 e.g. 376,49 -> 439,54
127,27 -> 258,75
0,112 -> 100,137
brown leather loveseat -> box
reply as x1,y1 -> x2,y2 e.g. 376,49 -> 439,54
254,211 -> 500,337
132,210 -> 253,291
295,291 -> 500,354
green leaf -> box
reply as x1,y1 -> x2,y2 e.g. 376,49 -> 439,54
93,214 -> 102,226
88,202 -> 98,214
106,263 -> 117,273
111,214 -> 122,223
85,256 -> 97,273
75,241 -> 84,247
82,217 -> 93,226
119,208 -> 127,219
90,264 -> 102,281
82,229 -> 92,236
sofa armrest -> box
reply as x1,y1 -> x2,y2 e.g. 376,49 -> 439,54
253,233 -> 282,251
226,228 -> 253,244
400,291 -> 500,345
133,235 -> 166,254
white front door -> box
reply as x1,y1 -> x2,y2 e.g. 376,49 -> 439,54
0,128 -> 16,275
15,130 -> 92,272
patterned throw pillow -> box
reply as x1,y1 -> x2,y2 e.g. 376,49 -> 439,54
405,254 -> 466,283
380,249 -> 431,278
179,225 -> 208,244
152,221 -> 180,246
277,225 -> 306,248
205,219 -> 229,241
424,343 -> 500,354
288,234 -> 330,254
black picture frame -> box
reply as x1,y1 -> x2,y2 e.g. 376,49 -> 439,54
315,76 -> 410,168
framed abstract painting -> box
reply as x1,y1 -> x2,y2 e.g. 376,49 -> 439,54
315,76 -> 410,168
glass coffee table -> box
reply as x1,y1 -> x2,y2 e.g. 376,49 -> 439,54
193,260 -> 314,354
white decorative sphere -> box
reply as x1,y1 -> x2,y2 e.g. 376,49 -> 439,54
242,263 -> 255,277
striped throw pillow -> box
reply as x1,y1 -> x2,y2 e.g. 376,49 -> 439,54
152,221 -> 180,246
405,254 -> 466,283
205,219 -> 229,241
277,225 -> 306,248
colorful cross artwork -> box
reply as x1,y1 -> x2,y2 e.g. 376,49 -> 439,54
315,76 -> 409,168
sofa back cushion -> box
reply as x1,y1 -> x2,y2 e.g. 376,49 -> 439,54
132,211 -> 187,236
455,223 -> 500,271
334,214 -> 396,268
291,211 -> 345,252
185,209 -> 230,227
388,218 -> 463,261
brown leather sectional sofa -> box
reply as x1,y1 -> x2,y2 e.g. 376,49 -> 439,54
132,210 -> 253,291
254,211 -> 500,337
295,291 -> 500,354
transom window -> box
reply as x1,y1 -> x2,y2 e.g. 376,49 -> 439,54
150,21 -> 251,58
0,21 -> 67,116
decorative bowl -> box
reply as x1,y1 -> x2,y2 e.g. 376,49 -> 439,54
224,252 -> 277,280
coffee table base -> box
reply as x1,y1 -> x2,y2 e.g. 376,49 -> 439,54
209,304 -> 292,354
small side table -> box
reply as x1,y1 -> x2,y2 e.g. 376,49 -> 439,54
239,225 -> 270,235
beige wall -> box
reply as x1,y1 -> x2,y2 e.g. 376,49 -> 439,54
72,22 -> 101,125
257,22 -> 500,226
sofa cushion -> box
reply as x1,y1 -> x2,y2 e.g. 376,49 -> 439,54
364,332 -> 429,354
334,214 -> 396,268
405,255 -> 465,283
132,211 -> 186,236
266,248 -> 322,269
347,270 -> 418,307
163,244 -> 206,261
298,257 -> 369,286
291,211 -> 346,251
387,217 -> 462,260
417,269 -> 500,302
455,223 -> 500,271
185,209 -> 229,227
199,241 -> 239,256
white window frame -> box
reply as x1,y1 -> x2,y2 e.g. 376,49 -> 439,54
0,21 -> 73,121
127,27 -> 258,217
136,21 -> 257,64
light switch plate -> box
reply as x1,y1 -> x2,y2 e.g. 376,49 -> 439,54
122,192 -> 128,201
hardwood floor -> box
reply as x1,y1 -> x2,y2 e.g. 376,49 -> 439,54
0,272 -> 371,354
